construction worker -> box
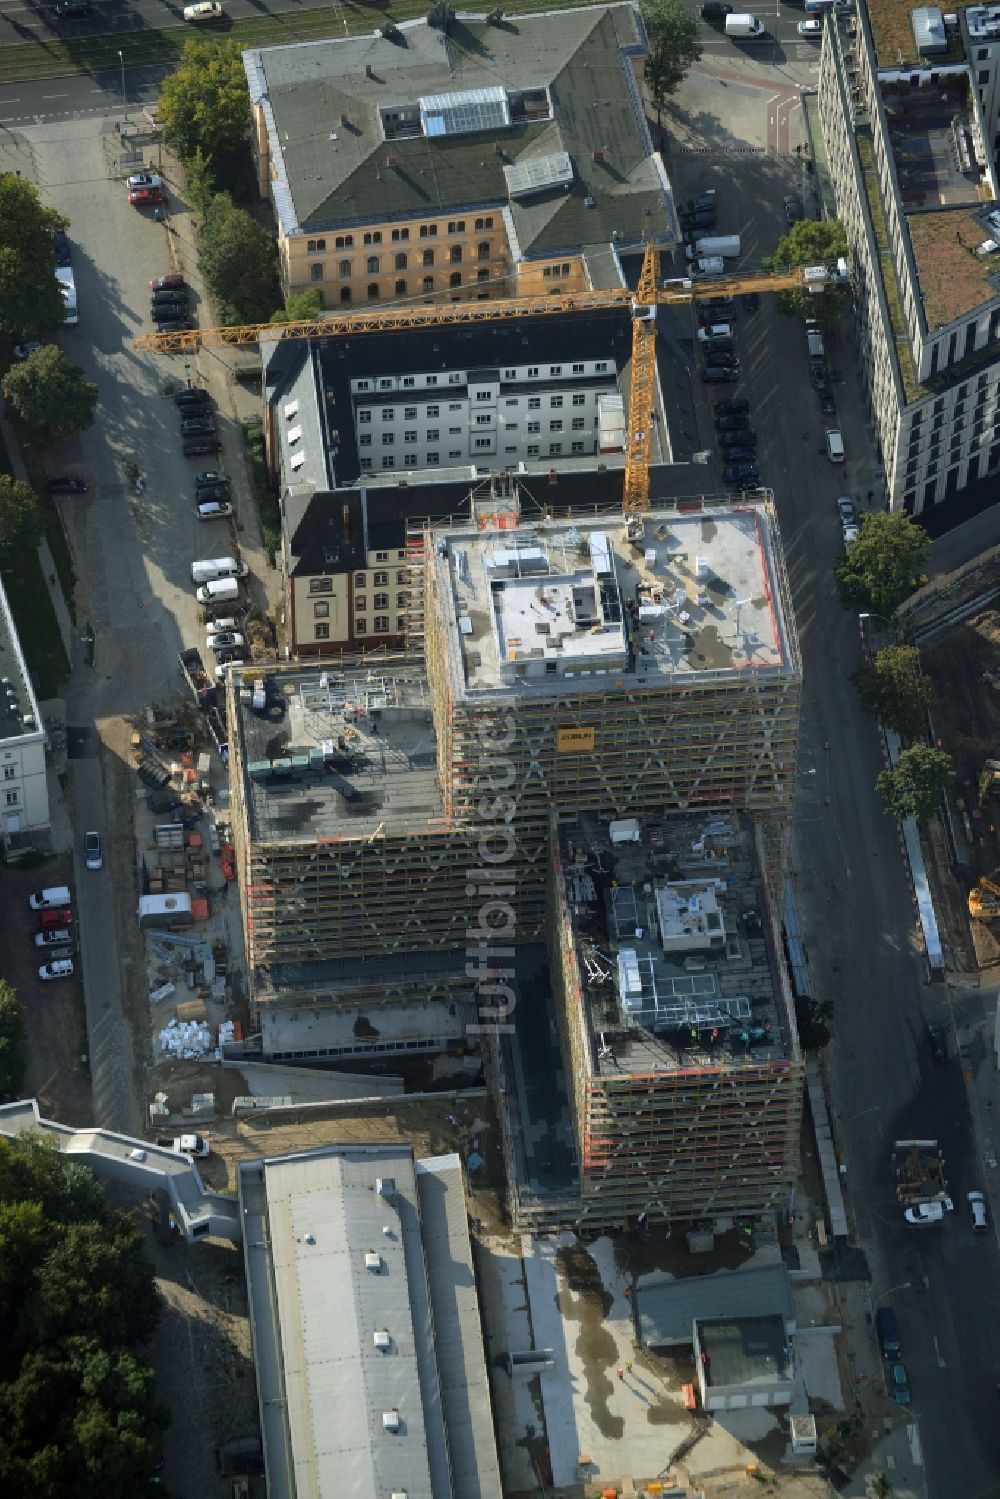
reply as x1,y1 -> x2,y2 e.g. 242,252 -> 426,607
616,1368 -> 624,1381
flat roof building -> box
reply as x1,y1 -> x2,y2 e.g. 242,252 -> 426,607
238,1144 -> 500,1499
0,573 -> 49,847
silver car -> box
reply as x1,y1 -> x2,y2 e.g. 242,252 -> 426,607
968,1190 -> 989,1232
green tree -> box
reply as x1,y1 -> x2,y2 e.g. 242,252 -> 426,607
795,993 -> 833,1050
642,0 -> 701,116
876,743 -> 953,821
186,146 -> 216,215
158,41 -> 249,184
853,644 -> 933,738
30,1221 -> 159,1347
270,288 -> 322,325
0,476 -> 43,563
2,345 -> 97,439
762,217 -> 850,325
0,174 -> 66,340
835,512 -> 930,618
0,979 -> 25,1098
871,1473 -> 893,1499
199,193 -> 279,323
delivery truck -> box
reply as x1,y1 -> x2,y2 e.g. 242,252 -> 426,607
685,234 -> 741,260
725,12 -> 765,35
687,256 -> 725,277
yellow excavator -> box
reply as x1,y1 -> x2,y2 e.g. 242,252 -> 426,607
968,875 -> 1000,917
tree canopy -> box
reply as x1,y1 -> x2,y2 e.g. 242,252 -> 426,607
158,41 -> 250,185
876,743 -> 954,821
853,644 -> 933,739
0,174 -> 67,340
1,345 -> 97,439
0,981 -> 25,1098
642,0 -> 702,115
0,477 -> 43,564
199,193 -> 279,324
835,511 -> 930,618
0,1136 -> 164,1496
763,218 -> 850,325
270,288 -> 322,325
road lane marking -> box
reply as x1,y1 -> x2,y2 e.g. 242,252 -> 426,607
907,1422 -> 923,1466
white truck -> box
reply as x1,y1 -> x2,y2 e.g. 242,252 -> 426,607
687,256 -> 725,277
685,234 -> 741,260
725,12 -> 765,35
55,266 -> 78,326
157,1133 -> 211,1158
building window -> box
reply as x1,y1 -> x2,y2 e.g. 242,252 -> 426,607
368,283 -> 379,300
374,592 -> 389,608
395,279 -> 406,295
310,578 -> 333,594
395,252 -> 408,270
551,395 -> 563,408
382,408 -> 394,421
477,268 -> 489,282
337,258 -> 351,278
360,458 -> 372,471
354,572 -> 366,587
572,417 -> 585,430
334,234 -> 353,249
374,616 -> 389,632
5,791 -> 18,806
447,220 -> 465,234
549,442 -> 562,455
3,766 -> 15,781
306,238 -> 326,253
549,365 -> 562,376
527,444 -> 540,456
381,455 -> 394,469
310,263 -> 324,282
595,361 -> 608,372
375,553 -> 388,564
355,595 -> 367,611
572,440 -> 585,453
450,271 -> 462,287
419,224 -> 437,238
426,428 -> 439,440
980,68 -> 990,84
359,410 -> 371,424
550,419 -> 562,431
404,430 -> 418,442
527,420 -> 540,434
572,392 -> 586,406
450,244 -> 462,263
397,591 -> 408,607
423,249 -> 434,267
474,437 -> 492,448
363,231 -> 382,246
427,451 -> 439,464
477,241 -> 490,260
314,623 -> 330,640
391,227 -> 410,242
426,404 -> 439,418
475,413 -> 492,425
355,618 -> 367,633
475,216 -> 493,230
382,433 -> 394,445
359,434 -> 372,447
528,396 -> 541,409
423,276 -> 434,292
404,454 -> 417,466
313,600 -> 330,620
367,255 -> 380,274
404,406 -> 417,419
528,366 -> 539,377
572,363 -> 585,374
374,571 -> 388,585
340,286 -> 351,303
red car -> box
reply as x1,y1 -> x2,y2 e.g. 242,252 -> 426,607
129,186 -> 163,208
39,907 -> 73,930
150,274 -> 185,290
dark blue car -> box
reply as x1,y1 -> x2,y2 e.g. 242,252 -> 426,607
721,445 -> 756,463
723,463 -> 760,484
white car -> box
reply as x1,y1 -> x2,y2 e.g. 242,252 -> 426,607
797,17 -> 823,35
39,958 -> 74,981
126,171 -> 161,191
183,0 -> 223,18
207,631 -> 244,652
968,1190 -> 989,1232
697,322 -> 733,342
84,830 -> 102,870
12,341 -> 42,362
904,1198 -> 953,1225
215,658 -> 246,681
35,929 -> 72,948
205,617 -> 239,635
197,500 -> 234,521
842,522 -> 859,547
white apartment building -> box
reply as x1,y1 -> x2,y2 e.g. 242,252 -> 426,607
819,1 -> 1000,514
0,576 -> 49,845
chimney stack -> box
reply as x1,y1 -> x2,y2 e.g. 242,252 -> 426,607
386,153 -> 397,169
365,63 -> 374,78
342,504 -> 350,539
340,112 -> 349,126
592,147 -> 605,163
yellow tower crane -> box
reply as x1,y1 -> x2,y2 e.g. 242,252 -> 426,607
134,245 -> 850,512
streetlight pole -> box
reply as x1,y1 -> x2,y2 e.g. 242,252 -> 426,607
118,51 -> 127,123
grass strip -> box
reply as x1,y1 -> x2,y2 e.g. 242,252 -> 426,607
242,419 -> 279,565
0,0 -> 598,83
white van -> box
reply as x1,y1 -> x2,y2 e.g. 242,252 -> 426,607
196,577 -> 241,605
825,429 -> 845,463
28,885 -> 72,910
190,557 -> 248,585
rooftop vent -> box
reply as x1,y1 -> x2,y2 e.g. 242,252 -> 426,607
382,1410 -> 401,1433
386,153 -> 397,168
592,147 -> 605,163
365,63 -> 374,78
374,1329 -> 391,1351
365,1250 -> 382,1273
376,1176 -> 396,1198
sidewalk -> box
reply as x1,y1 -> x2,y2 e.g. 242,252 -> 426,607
0,402 -> 77,668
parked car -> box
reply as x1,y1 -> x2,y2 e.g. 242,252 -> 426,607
127,172 -> 161,191
721,445 -> 757,463
151,305 -> 188,324
47,476 -> 87,495
968,1190 -> 989,1231
784,193 -> 804,222
904,1198 -> 953,1224
681,192 -> 718,214
698,323 -> 734,342
700,2 -> 733,17
819,391 -> 836,416
152,291 -> 188,308
798,17 -> 823,34
682,210 -> 716,231
207,630 -> 244,652
194,469 -> 227,488
215,658 -> 246,680
705,351 -> 739,369
741,292 -> 760,313
129,186 -> 162,207
890,1363 -> 911,1405
35,928 -> 72,948
151,274 -> 186,291
12,341 -> 42,361
53,0 -> 92,17
720,426 -> 757,445
181,415 -> 216,436
842,523 -> 859,548
53,230 -> 71,266
205,617 -> 240,635
176,387 -> 210,408
925,1021 -> 947,1060
810,363 -> 830,391
702,297 -> 736,315
29,886 -> 71,910
155,319 -> 193,334
714,397 -> 750,416
196,483 -> 229,504
183,0 -> 223,18
184,437 -> 222,456
39,959 -> 74,981
724,462 -> 760,484
836,496 -> 857,526
84,830 -> 102,870
39,908 -> 73,930
701,367 -> 739,384
197,500 -> 233,521
715,411 -> 751,428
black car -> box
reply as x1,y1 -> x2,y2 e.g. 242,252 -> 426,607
181,415 -> 216,436
151,290 -> 188,307
714,398 -> 750,416
194,469 -> 227,487
925,1022 -> 947,1061
700,2 -> 733,19
682,210 -> 716,231
155,319 -> 192,333
195,483 -> 229,503
715,411 -> 750,429
721,444 -> 757,463
723,462 -> 760,484
184,437 -> 222,457
784,194 -> 803,224
175,387 -> 211,408
701,367 -> 739,384
681,192 -> 717,215
819,391 -> 836,416
52,229 -> 71,266
705,351 -> 738,369
47,475 -> 87,495
742,292 -> 760,313
53,0 -> 92,14
810,364 -> 829,391
720,425 -> 757,444
151,304 -> 187,324
700,299 -> 736,320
